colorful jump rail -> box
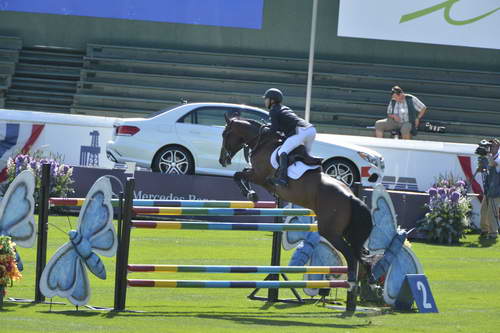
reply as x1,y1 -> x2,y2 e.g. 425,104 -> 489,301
49,198 -> 277,208
131,221 -> 318,232
132,207 -> 315,216
127,279 -> 351,289
127,264 -> 348,274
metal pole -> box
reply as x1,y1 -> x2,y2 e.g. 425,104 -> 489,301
267,198 -> 283,302
114,178 -> 135,311
34,163 -> 51,303
304,0 -> 319,123
113,191 -> 124,310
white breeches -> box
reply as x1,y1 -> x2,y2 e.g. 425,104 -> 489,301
278,126 -> 316,155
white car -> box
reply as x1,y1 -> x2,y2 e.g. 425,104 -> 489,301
106,103 -> 384,187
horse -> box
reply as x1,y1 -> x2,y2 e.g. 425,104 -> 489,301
219,116 -> 373,311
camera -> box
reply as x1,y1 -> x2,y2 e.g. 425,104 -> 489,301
475,139 -> 493,157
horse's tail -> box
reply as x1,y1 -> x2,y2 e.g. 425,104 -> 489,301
344,196 -> 373,260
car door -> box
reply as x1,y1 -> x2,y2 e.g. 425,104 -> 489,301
175,106 -> 244,175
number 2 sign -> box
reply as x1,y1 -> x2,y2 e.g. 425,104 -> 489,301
395,274 -> 438,313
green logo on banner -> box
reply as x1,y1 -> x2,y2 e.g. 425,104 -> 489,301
401,0 -> 500,25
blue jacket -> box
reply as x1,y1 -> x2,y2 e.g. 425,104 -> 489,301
269,104 -> 310,137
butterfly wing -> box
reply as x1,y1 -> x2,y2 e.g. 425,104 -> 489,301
382,245 -> 423,306
282,203 -> 315,251
0,170 -> 36,247
303,238 -> 346,297
77,177 -> 117,257
367,184 -> 398,253
39,242 -> 91,306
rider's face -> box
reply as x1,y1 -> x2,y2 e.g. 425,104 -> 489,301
264,98 -> 271,109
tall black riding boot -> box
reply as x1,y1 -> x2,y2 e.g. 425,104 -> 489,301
272,152 -> 289,187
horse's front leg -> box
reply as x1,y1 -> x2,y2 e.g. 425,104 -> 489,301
233,168 -> 259,202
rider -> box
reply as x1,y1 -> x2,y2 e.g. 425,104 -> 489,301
263,88 -> 316,187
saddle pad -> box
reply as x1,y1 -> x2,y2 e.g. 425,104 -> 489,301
271,147 -> 320,180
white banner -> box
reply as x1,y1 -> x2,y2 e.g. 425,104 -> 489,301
338,0 -> 500,50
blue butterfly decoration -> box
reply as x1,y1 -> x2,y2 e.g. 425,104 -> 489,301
0,170 -> 36,271
40,176 -> 117,306
367,184 -> 423,306
282,203 -> 346,297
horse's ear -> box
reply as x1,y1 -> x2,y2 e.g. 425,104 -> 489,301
224,110 -> 241,124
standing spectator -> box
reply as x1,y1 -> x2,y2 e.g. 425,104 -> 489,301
479,139 -> 500,240
374,86 -> 428,140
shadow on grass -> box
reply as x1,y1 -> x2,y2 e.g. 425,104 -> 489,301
101,309 -> 372,329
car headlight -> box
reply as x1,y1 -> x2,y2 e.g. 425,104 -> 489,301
357,152 -> 382,169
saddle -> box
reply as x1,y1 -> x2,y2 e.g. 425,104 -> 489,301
276,145 -> 323,167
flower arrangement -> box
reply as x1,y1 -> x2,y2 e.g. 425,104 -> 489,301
5,150 -> 74,201
0,236 -> 22,302
417,175 -> 472,244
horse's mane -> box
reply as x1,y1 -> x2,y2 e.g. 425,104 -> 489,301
237,118 -> 266,129
233,117 -> 282,146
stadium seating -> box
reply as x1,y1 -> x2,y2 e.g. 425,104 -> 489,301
4,44 -> 83,113
0,35 -> 22,108
2,38 -> 498,144
72,43 -> 500,143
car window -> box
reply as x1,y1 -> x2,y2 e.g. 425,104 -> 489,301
147,104 -> 181,118
240,109 -> 269,124
196,107 -> 232,126
178,111 -> 195,124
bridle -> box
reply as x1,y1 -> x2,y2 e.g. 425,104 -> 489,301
223,119 -> 270,163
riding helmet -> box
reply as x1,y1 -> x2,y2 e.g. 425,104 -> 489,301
263,88 -> 283,103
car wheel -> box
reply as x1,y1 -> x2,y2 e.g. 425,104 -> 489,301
323,158 -> 360,187
152,146 -> 194,175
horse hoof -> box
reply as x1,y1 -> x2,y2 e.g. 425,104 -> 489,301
247,191 -> 259,202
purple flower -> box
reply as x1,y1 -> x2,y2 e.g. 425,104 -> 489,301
450,191 -> 460,203
30,161 -> 38,170
60,165 -> 70,174
428,188 -> 437,196
437,188 -> 446,196
15,155 -> 28,169
40,159 -> 48,165
456,180 -> 466,187
15,155 -> 25,165
50,164 -> 58,177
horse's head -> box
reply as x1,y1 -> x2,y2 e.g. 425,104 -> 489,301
219,114 -> 246,167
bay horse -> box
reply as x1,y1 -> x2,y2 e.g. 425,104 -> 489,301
219,116 -> 373,311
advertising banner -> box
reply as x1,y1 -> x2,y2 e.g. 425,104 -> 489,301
338,0 -> 500,50
71,167 -> 274,223
0,0 -> 264,29
0,109 -> 116,181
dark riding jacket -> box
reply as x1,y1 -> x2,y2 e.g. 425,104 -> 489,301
269,104 -> 310,138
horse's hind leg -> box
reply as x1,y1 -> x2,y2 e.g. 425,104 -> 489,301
326,233 -> 359,313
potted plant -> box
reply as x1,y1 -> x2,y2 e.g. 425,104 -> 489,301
4,151 -> 74,206
417,175 -> 472,244
0,236 -> 22,308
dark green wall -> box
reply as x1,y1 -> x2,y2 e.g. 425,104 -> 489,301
0,0 -> 498,71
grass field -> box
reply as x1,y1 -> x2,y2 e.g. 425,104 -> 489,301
2,215 -> 500,333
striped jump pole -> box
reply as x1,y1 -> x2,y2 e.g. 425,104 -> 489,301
131,221 -> 318,232
127,265 -> 348,274
128,279 -> 351,289
49,198 -> 276,209
132,207 -> 315,216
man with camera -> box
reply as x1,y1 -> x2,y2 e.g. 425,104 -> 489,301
476,139 -> 500,239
